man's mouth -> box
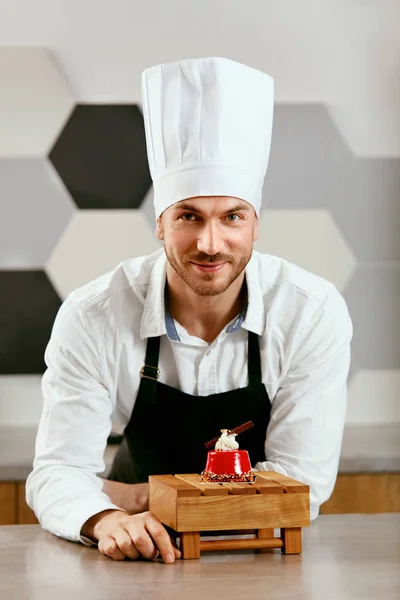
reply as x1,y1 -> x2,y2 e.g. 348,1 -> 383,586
190,261 -> 227,273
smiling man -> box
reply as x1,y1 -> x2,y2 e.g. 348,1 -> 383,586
26,57 -> 353,564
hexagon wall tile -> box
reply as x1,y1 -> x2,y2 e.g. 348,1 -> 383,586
344,265 -> 400,370
49,105 -> 152,209
0,159 -> 76,268
0,375 -> 43,425
327,158 -> 400,261
45,210 -> 163,299
140,185 -> 157,232
261,104 -> 356,210
0,271 -> 61,374
347,370 -> 400,425
254,209 -> 357,291
0,47 -> 75,157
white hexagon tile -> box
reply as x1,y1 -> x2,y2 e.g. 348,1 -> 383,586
0,47 -> 75,157
254,209 -> 357,292
0,375 -> 44,426
45,210 -> 163,299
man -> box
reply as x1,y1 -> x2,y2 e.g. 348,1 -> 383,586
26,57 -> 352,564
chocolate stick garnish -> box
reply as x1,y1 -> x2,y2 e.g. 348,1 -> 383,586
204,420 -> 254,449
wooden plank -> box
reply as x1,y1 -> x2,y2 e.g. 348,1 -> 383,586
176,493 -> 310,531
200,537 -> 283,552
222,482 -> 258,495
180,532 -> 200,559
253,476 -> 283,494
149,477 -> 179,530
320,473 -> 400,514
281,527 -> 302,554
17,483 -> 38,524
0,483 -> 17,525
149,475 -> 201,497
175,474 -> 229,496
255,471 -> 309,493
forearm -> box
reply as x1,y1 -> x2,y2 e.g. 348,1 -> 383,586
102,480 -> 149,515
26,464 -> 122,543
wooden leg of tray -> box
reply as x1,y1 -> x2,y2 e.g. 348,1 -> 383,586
281,527 -> 302,554
257,528 -> 274,539
256,528 -> 275,553
180,532 -> 201,559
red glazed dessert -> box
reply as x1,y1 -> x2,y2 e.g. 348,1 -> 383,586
201,426 -> 255,483
201,449 -> 255,482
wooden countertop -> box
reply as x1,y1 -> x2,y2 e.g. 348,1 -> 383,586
0,515 -> 399,599
0,424 -> 399,481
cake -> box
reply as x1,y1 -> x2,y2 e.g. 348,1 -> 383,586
201,427 -> 255,483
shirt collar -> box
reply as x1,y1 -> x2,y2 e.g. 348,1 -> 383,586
241,250 -> 266,336
140,250 -> 265,340
140,251 -> 168,340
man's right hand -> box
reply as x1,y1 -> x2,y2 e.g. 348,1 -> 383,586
81,509 -> 181,563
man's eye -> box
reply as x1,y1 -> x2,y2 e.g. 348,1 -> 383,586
227,214 -> 240,222
181,213 -> 196,221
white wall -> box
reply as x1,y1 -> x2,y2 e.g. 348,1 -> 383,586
0,0 -> 399,426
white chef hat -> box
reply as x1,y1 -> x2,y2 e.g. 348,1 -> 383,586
141,57 -> 274,219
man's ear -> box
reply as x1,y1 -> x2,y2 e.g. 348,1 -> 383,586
156,217 -> 164,240
252,216 -> 259,242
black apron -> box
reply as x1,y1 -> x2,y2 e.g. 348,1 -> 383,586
108,330 -> 271,483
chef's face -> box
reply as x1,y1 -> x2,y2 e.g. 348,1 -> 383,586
156,196 -> 259,296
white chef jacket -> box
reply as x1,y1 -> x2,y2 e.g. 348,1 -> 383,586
26,248 -> 352,544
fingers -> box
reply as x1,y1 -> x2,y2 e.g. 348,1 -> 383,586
126,528 -> 157,561
98,535 -> 127,561
96,511 -> 182,563
113,528 -> 141,560
143,513 -> 180,564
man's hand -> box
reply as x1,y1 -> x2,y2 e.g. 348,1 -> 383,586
81,509 -> 181,563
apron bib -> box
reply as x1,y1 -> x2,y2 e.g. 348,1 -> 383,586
108,331 -> 271,483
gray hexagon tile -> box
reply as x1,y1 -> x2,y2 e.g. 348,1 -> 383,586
347,369 -> 400,425
140,185 -> 157,232
0,47 -> 75,157
327,158 -> 400,262
0,159 -> 76,268
262,104 -> 356,210
45,210 -> 163,299
49,105 -> 152,209
344,264 -> 400,370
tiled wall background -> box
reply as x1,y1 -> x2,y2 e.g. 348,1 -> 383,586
0,0 -> 399,426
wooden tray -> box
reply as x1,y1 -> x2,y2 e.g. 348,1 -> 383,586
149,471 -> 310,559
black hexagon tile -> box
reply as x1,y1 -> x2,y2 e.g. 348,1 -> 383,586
0,271 -> 61,374
49,105 -> 152,209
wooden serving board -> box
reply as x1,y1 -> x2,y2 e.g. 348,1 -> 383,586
149,471 -> 310,558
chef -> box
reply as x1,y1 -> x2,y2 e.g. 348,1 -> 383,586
26,57 -> 352,564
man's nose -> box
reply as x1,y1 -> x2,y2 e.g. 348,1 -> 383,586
197,222 -> 224,256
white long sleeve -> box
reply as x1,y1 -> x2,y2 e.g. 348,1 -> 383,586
26,297 -> 123,543
254,290 -> 352,519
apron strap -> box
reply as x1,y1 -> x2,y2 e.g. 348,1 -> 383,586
247,331 -> 262,385
139,335 -> 160,404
